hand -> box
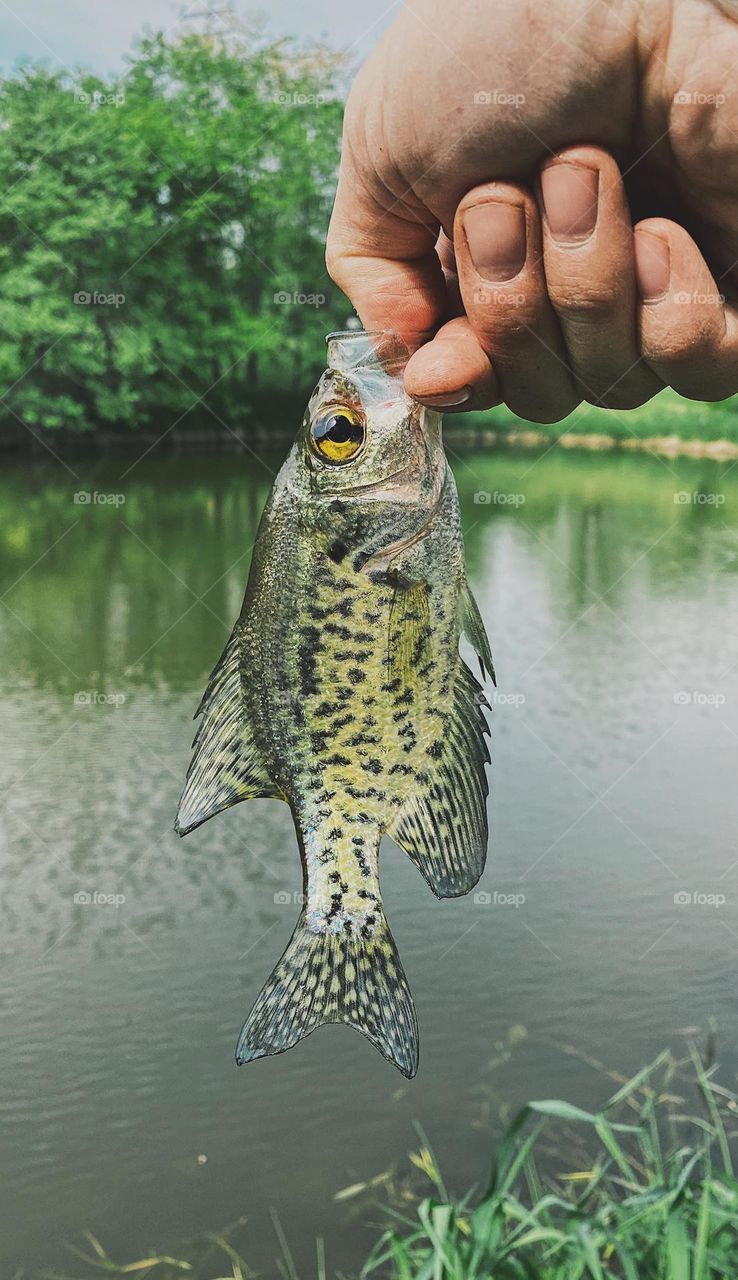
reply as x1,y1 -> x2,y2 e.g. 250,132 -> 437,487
326,0 -> 738,421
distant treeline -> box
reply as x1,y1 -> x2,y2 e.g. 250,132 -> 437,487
0,16 -> 349,440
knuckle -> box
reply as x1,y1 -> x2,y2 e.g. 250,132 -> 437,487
644,321 -> 714,367
547,281 -> 620,321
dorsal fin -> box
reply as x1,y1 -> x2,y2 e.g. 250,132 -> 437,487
175,625 -> 281,837
387,661 -> 491,897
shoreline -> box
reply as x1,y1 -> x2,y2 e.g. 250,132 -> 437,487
4,425 -> 738,462
447,426 -> 738,460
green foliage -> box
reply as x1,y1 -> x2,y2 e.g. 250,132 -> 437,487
364,1047 -> 738,1279
0,14 -> 347,436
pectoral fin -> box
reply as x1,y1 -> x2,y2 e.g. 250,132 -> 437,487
387,577 -> 431,687
388,662 -> 491,897
460,579 -> 495,683
175,625 -> 280,837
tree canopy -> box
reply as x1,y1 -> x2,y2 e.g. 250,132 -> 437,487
0,15 -> 348,437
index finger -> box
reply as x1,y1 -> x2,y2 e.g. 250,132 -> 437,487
325,134 -> 447,349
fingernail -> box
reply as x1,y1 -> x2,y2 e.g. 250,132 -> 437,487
420,386 -> 473,407
463,202 -> 526,281
540,162 -> 599,243
634,231 -> 671,301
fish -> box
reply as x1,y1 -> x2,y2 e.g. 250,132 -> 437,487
175,329 -> 493,1078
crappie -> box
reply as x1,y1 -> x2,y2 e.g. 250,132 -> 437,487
175,330 -> 493,1078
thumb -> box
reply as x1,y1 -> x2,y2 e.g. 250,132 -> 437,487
325,143 -> 447,349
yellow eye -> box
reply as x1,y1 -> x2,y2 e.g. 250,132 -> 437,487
309,407 -> 365,465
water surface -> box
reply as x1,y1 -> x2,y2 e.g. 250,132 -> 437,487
2,439 -> 738,1276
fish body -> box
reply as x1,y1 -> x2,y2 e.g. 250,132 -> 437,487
175,330 -> 493,1077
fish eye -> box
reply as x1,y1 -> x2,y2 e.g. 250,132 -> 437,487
309,407 -> 366,465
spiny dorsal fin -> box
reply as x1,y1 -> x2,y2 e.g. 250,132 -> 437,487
236,906 -> 419,1078
460,579 -> 495,684
387,661 -> 491,898
175,625 -> 281,837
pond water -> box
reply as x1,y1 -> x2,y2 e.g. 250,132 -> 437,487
2,436 -> 738,1277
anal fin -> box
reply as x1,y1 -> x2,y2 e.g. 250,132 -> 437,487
175,625 -> 280,837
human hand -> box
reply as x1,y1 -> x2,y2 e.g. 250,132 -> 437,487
326,0 -> 738,421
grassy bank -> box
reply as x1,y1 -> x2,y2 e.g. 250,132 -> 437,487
454,388 -> 738,457
56,1044 -> 738,1280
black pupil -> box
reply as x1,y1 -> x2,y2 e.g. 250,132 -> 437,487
313,414 -> 362,447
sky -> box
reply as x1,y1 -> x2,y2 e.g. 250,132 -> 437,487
0,0 -> 398,75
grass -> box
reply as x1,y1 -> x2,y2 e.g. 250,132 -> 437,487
45,1043 -> 738,1280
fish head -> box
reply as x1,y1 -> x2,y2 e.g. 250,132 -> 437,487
288,330 -> 447,553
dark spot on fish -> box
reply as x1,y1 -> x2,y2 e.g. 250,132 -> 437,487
427,740 -> 443,758
348,667 -> 366,684
326,753 -> 351,766
327,539 -> 348,563
337,598 -> 353,618
362,758 -> 383,776
327,826 -> 343,840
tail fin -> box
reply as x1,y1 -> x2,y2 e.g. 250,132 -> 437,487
235,909 -> 418,1078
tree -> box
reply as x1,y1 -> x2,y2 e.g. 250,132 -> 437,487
0,13 -> 348,437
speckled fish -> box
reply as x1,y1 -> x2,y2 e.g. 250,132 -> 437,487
175,330 -> 493,1078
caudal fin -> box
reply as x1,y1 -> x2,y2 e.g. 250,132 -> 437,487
235,909 -> 418,1078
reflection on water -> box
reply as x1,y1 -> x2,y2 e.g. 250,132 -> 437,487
2,441 -> 738,1276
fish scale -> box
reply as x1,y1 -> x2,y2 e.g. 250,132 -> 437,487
175,330 -> 493,1077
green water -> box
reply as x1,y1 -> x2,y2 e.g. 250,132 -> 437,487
2,440 -> 738,1276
